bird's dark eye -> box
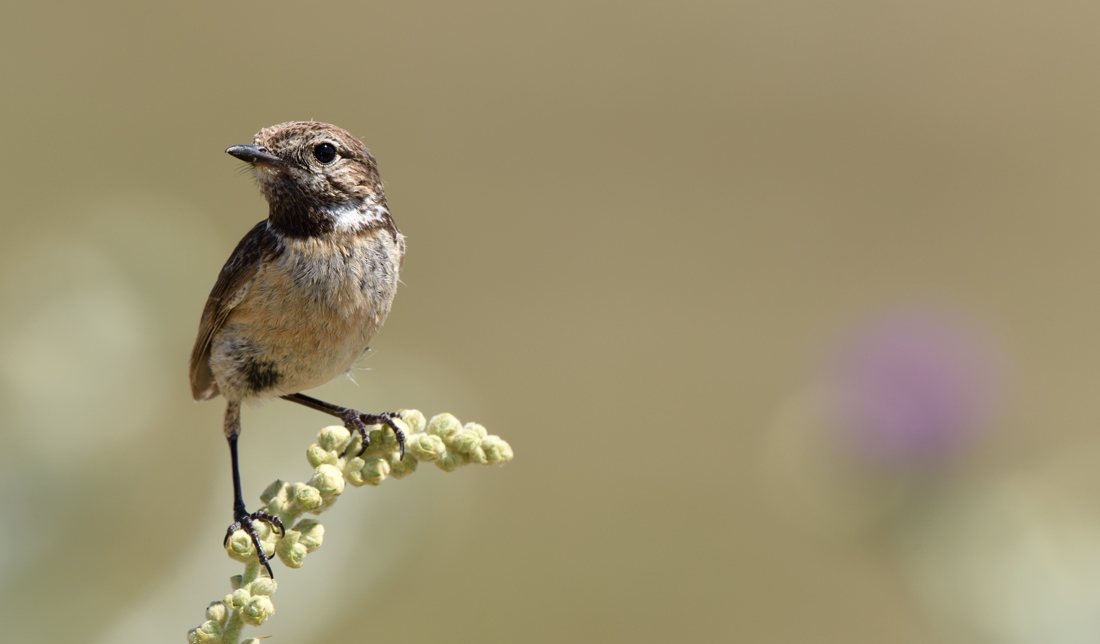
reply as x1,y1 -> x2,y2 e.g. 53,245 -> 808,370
313,142 -> 338,164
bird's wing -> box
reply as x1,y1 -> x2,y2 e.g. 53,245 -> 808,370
189,221 -> 280,400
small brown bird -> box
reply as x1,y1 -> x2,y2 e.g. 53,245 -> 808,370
190,121 -> 406,577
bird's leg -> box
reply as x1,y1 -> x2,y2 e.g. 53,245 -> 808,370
280,392 -> 405,458
223,400 -> 284,578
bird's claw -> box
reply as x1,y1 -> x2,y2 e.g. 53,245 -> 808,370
224,511 -> 285,578
343,410 -> 406,459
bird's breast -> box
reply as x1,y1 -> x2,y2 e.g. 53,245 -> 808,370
277,230 -> 403,317
210,227 -> 404,400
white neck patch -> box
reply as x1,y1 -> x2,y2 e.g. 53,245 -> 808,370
327,197 -> 389,232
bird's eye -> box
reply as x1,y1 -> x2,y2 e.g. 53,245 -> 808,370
313,142 -> 338,164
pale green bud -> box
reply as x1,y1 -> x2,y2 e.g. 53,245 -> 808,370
352,429 -> 381,458
257,520 -> 279,555
249,577 -> 277,596
450,429 -> 481,455
375,425 -> 399,451
226,530 -> 257,564
344,456 -> 368,486
359,457 -> 390,485
276,520 -> 324,568
293,483 -> 324,511
480,436 -> 514,463
260,480 -> 293,516
318,425 -> 352,453
436,450 -> 466,472
346,431 -> 367,456
427,413 -> 462,441
241,594 -> 275,626
227,588 -> 250,609
400,408 -> 426,434
277,537 -> 309,569
464,422 -> 489,439
407,433 -> 445,462
187,620 -> 222,643
388,450 -> 418,478
294,519 -> 324,550
387,417 -> 410,448
306,444 -> 331,468
310,464 -> 346,498
467,445 -> 489,465
205,601 -> 228,625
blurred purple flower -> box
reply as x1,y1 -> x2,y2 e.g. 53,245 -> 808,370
827,309 -> 1004,467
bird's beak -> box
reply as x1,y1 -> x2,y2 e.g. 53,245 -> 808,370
226,144 -> 284,167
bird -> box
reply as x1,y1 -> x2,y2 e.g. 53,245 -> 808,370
190,121 -> 406,577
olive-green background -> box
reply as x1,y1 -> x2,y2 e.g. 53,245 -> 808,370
5,2 -> 1100,642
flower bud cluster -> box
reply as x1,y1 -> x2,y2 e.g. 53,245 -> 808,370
186,575 -> 277,643
410,412 -> 515,471
188,409 -> 512,643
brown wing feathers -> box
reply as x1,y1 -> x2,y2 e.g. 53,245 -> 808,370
189,221 -> 280,400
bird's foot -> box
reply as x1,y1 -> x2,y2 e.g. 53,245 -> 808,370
224,510 -> 285,578
342,409 -> 406,459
